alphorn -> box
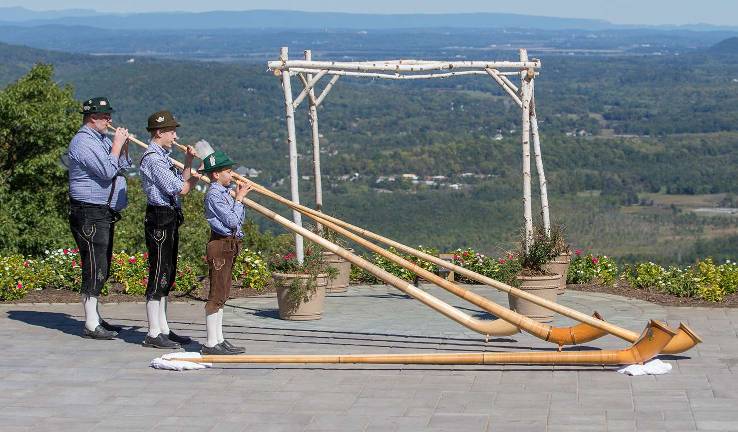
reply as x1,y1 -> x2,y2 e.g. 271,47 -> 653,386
118,133 -> 676,366
185,320 -> 676,366
114,127 -> 700,354
256,186 -> 701,354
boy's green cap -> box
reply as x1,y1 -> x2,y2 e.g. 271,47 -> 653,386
199,150 -> 235,173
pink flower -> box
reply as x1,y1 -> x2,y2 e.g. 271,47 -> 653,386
72,248 -> 79,253
143,252 -> 149,260
498,258 -> 507,264
462,251 -> 470,257
575,249 -> 582,256
284,253 -> 296,260
507,253 -> 514,260
172,282 -> 177,287
72,260 -> 78,268
16,282 -> 22,290
591,256 -> 599,264
128,257 -> 137,264
23,260 -> 29,268
63,249 -> 69,255
453,254 -> 459,260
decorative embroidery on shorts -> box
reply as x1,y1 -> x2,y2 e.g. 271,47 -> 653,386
82,223 -> 95,237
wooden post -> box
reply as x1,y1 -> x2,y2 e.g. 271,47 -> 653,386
279,47 -> 304,263
304,50 -> 324,216
520,49 -> 533,251
530,81 -> 551,236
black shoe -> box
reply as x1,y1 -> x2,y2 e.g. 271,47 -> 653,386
142,334 -> 181,349
100,320 -> 122,332
82,325 -> 117,340
200,343 -> 236,355
221,339 -> 245,354
165,331 -> 193,345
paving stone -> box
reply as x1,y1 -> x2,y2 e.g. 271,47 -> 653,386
0,286 -> 736,432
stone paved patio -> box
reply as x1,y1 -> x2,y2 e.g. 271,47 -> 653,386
1,285 -> 737,431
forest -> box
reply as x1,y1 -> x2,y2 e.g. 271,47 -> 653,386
0,38 -> 737,264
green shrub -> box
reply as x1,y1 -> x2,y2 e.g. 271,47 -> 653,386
0,255 -> 33,300
623,261 -> 667,289
110,251 -> 148,295
451,248 -> 520,286
232,248 -> 270,293
695,259 -> 723,302
718,260 -> 738,295
36,248 -> 82,291
174,257 -> 199,293
567,252 -> 618,286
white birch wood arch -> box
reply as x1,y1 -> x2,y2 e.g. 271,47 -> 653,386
268,47 -> 550,260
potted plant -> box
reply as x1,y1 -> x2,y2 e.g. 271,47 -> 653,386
268,237 -> 335,320
542,225 -> 571,295
316,226 -> 353,293
508,225 -> 560,323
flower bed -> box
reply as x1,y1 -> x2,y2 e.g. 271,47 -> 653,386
0,247 -> 270,301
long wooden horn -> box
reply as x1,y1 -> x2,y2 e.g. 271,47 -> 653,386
234,179 -> 700,354
180,320 -> 675,366
113,127 -> 700,354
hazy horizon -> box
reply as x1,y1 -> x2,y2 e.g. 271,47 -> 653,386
1,1 -> 737,27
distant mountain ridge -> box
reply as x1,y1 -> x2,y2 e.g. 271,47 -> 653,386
2,7 -> 738,32
711,37 -> 738,53
0,6 -> 99,21
0,8 -> 620,31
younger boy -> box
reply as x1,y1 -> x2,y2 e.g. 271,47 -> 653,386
200,150 -> 251,355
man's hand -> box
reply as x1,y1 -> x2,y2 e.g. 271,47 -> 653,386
235,181 -> 253,201
111,127 -> 129,156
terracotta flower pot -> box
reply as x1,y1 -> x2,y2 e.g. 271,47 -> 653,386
273,272 -> 327,321
322,250 -> 353,293
508,273 -> 560,323
543,253 -> 571,295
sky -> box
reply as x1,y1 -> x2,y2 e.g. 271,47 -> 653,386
2,0 -> 737,27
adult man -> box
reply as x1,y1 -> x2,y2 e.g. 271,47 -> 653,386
68,97 -> 130,340
139,110 -> 198,349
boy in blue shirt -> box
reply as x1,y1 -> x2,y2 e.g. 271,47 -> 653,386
200,150 -> 251,355
139,110 -> 199,349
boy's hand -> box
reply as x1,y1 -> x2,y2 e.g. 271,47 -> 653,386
184,145 -> 196,164
235,181 -> 252,201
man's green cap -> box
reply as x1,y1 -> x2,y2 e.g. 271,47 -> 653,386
199,150 -> 235,174
146,110 -> 181,131
80,97 -> 114,114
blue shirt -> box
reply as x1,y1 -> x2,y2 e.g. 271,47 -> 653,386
139,142 -> 184,207
67,125 -> 132,211
204,182 -> 245,238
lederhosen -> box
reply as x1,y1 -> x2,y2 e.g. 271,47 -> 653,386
206,230 -> 242,315
141,151 -> 185,300
69,174 -> 123,296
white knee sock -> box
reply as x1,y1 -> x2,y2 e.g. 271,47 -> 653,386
159,296 -> 170,335
82,294 -> 100,331
146,300 -> 161,338
216,308 -> 224,343
206,312 -> 219,348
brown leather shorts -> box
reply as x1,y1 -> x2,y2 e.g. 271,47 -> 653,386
205,232 -> 242,315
